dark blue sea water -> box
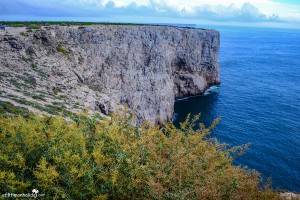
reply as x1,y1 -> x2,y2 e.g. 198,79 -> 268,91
173,26 -> 300,192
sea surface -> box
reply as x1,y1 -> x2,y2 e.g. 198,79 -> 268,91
173,26 -> 300,192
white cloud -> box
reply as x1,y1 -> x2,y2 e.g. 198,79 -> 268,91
1,0 -> 300,24
97,0 -> 281,22
99,0 -> 300,22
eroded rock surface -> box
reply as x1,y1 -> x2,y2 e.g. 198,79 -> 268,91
0,25 -> 220,123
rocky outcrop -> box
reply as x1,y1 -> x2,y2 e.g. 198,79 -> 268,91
280,192 -> 300,200
0,25 -> 220,123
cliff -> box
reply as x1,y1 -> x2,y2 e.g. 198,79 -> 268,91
0,25 -> 220,123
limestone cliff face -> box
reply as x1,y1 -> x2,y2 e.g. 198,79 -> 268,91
0,25 -> 220,123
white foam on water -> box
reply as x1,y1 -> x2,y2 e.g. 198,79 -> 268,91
203,85 -> 220,96
175,85 -> 220,102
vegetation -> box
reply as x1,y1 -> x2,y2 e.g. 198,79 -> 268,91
21,56 -> 32,63
0,21 -> 151,27
0,101 -> 31,118
1,96 -> 74,118
31,62 -> 37,69
26,24 -> 41,30
0,106 -> 280,199
52,87 -> 62,95
56,45 -> 68,56
22,74 -> 37,88
20,32 -> 27,36
0,72 -> 11,78
0,21 -> 198,29
73,102 -> 81,109
32,94 -> 46,101
78,26 -> 87,30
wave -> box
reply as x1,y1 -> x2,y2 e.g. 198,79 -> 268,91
203,85 -> 220,96
176,85 -> 220,102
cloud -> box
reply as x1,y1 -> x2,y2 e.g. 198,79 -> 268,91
188,2 -> 280,22
241,3 -> 266,21
0,0 -> 294,23
99,1 -> 280,22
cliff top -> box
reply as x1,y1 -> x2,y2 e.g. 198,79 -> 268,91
0,21 -> 212,30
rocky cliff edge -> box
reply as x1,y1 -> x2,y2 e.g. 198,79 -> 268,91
0,25 -> 220,123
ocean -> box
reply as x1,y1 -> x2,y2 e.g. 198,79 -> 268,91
173,26 -> 300,192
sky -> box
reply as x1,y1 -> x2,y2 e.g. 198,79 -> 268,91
1,0 -> 300,29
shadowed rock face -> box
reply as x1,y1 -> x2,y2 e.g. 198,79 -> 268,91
0,25 -> 220,124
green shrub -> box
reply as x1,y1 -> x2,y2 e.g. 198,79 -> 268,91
0,110 -> 279,199
20,32 -> 27,36
0,101 -> 31,117
31,63 -> 37,69
21,56 -> 32,63
32,94 -> 46,101
26,24 -> 41,30
23,75 -> 37,86
56,45 -> 68,56
12,23 -> 25,27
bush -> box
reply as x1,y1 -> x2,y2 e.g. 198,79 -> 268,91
56,45 -> 68,56
0,110 -> 279,199
26,24 -> 41,30
20,32 -> 27,36
11,23 -> 25,27
31,63 -> 37,69
0,101 -> 31,118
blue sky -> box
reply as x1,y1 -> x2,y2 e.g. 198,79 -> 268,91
1,0 -> 300,28
273,0 -> 300,5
